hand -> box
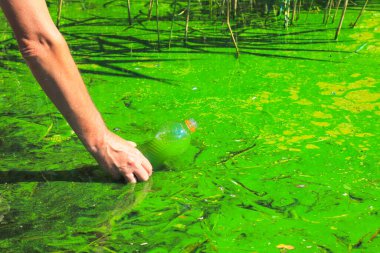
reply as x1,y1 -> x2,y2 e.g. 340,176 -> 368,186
89,130 -> 153,183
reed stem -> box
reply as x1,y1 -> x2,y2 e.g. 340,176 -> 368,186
226,0 -> 239,57
184,0 -> 191,45
351,0 -> 369,28
169,0 -> 178,49
323,0 -> 331,24
305,0 -> 314,22
334,0 -> 348,40
127,0 -> 132,25
325,0 -> 334,24
332,0 -> 342,23
148,0 -> 154,20
56,0 -> 64,29
291,0 -> 298,25
155,0 -> 160,50
234,0 -> 237,18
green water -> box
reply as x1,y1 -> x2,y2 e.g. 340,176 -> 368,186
1,1 -> 379,252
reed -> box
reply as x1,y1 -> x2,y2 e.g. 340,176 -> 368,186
127,0 -> 132,25
169,0 -> 178,48
334,0 -> 349,40
296,0 -> 302,21
148,0 -> 154,20
226,0 -> 240,57
234,0 -> 238,18
209,0 -> 213,18
284,0 -> 291,29
323,0 -> 331,24
332,0 -> 342,23
184,0 -> 191,44
56,0 -> 64,29
305,0 -> 315,22
155,0 -> 160,50
351,0 -> 369,28
291,0 -> 298,25
325,0 -> 334,24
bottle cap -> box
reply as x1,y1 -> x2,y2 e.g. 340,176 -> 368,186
185,118 -> 197,133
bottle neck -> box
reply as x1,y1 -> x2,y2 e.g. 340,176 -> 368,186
185,119 -> 197,133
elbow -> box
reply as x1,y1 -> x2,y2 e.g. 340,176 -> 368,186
18,31 -> 67,61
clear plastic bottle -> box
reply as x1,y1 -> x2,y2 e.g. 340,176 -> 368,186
138,119 -> 197,169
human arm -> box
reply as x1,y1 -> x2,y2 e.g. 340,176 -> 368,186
0,0 -> 152,183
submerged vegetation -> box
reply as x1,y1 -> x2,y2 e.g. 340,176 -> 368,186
1,0 -> 379,252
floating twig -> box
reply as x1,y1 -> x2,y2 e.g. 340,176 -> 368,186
218,137 -> 258,164
369,228 -> 380,242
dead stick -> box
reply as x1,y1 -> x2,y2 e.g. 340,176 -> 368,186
369,228 -> 380,242
218,144 -> 256,164
218,141 -> 257,164
351,0 -> 369,28
334,0 -> 348,40
226,0 -> 239,57
56,0 -> 64,29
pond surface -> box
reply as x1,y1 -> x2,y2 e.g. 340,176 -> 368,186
0,1 -> 379,252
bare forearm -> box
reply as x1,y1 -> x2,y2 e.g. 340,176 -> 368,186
22,36 -> 107,150
1,0 -> 105,150
1,0 -> 152,182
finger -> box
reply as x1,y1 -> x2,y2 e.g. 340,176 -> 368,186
134,165 -> 150,181
100,163 -> 121,180
124,173 -> 137,184
126,141 -> 137,147
141,158 -> 153,176
134,149 -> 153,175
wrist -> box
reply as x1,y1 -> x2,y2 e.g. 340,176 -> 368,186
75,117 -> 108,154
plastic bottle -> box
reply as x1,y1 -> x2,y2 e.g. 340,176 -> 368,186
138,119 -> 197,169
